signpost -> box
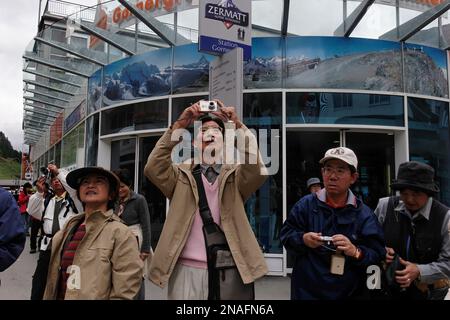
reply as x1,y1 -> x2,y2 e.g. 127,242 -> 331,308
198,0 -> 252,61
209,47 -> 243,119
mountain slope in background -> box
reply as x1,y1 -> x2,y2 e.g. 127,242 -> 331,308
0,131 -> 21,180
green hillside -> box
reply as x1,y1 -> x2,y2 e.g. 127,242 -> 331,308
0,156 -> 21,179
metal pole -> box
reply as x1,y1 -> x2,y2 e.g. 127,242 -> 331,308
38,0 -> 42,32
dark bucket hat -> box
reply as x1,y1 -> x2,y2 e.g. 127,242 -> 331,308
66,167 -> 120,197
391,161 -> 439,194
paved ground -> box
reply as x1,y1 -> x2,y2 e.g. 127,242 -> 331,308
0,237 -> 290,300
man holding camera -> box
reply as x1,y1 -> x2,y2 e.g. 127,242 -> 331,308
374,161 -> 450,300
280,147 -> 385,299
144,100 -> 268,299
27,164 -> 83,300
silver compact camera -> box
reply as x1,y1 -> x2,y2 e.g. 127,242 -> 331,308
199,100 -> 218,112
319,236 -> 333,242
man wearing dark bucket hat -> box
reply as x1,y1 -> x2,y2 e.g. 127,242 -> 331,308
43,167 -> 143,300
374,161 -> 450,300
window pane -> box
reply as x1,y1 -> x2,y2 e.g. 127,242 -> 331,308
61,122 -> 85,168
139,136 -> 167,249
101,99 -> 169,135
243,92 -> 282,254
286,92 -> 404,126
171,95 -> 208,123
404,43 -> 448,98
111,138 -> 136,188
85,114 -> 99,166
408,97 -> 450,204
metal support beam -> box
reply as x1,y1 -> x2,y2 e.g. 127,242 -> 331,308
23,52 -> 91,78
281,0 -> 290,36
34,36 -> 107,66
24,108 -> 58,119
24,116 -> 55,125
334,0 -> 375,37
380,0 -> 450,41
117,0 -> 191,46
24,119 -> 53,127
23,79 -> 76,96
24,88 -> 70,103
24,96 -> 65,110
24,129 -> 44,136
78,21 -> 136,55
24,103 -> 61,116
23,68 -> 82,88
23,93 -> 68,108
24,111 -> 57,121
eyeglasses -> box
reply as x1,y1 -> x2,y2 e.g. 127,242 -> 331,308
323,166 -> 350,177
200,126 -> 223,134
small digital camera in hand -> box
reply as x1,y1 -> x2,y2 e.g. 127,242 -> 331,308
40,167 -> 51,183
319,236 -> 333,242
199,100 -> 218,112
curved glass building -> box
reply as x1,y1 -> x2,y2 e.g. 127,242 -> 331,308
23,0 -> 450,274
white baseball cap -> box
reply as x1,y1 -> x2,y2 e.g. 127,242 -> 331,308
319,147 -> 358,170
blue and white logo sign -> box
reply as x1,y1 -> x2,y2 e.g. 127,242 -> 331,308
199,0 -> 252,60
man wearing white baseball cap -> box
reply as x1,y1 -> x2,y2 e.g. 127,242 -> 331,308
280,147 -> 385,299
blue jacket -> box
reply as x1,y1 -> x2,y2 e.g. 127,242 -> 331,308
0,187 -> 25,272
280,191 -> 385,300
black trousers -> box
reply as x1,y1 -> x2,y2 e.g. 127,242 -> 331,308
29,219 -> 42,251
30,250 -> 51,300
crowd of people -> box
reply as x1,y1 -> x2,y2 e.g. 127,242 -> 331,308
0,100 -> 449,300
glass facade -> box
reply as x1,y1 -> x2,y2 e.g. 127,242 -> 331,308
286,92 -> 404,126
408,97 -> 450,204
101,99 -> 169,135
243,92 -> 282,254
85,114 -> 99,166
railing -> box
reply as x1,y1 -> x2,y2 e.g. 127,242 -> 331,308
45,0 -> 97,21
44,0 -> 198,42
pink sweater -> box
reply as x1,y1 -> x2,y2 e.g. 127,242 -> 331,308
179,174 -> 221,269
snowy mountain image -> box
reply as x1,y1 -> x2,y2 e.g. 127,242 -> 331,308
404,50 -> 448,97
102,60 -> 171,105
244,56 -> 283,88
285,50 -> 403,91
171,55 -> 210,94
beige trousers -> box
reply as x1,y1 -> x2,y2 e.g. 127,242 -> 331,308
167,263 -> 208,300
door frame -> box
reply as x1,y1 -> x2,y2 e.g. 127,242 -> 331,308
282,126 -> 408,276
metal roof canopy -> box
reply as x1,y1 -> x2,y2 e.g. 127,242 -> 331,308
24,117 -> 55,126
24,88 -> 71,103
23,109 -> 57,121
23,67 -> 82,87
78,20 -> 139,56
334,0 -> 375,37
117,0 -> 191,47
23,79 -> 76,96
24,97 -> 65,110
34,35 -> 107,66
24,109 -> 58,119
23,52 -> 92,78
23,93 -> 68,108
24,103 -> 62,115
380,0 -> 450,41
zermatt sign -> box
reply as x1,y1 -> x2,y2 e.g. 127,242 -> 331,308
199,0 -> 252,60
